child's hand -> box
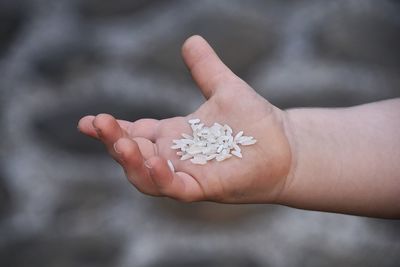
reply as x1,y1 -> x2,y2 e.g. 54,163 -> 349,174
78,35 -> 292,203
78,35 -> 400,218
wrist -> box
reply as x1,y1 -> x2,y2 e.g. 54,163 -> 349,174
275,108 -> 346,211
274,108 -> 299,205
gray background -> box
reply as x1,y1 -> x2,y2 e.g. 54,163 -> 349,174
1,0 -> 399,266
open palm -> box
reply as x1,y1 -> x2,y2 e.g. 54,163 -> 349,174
78,36 -> 292,203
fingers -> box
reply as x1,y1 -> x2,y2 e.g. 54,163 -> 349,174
117,118 -> 159,142
78,113 -> 126,144
92,114 -> 127,157
78,113 -> 130,162
181,35 -> 238,99
79,115 -> 160,142
78,115 -> 98,139
79,114 -> 205,201
114,138 -> 205,201
131,137 -> 157,159
146,157 -> 205,202
114,138 -> 160,196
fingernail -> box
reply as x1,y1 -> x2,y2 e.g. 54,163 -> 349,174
113,142 -> 121,154
144,160 -> 154,176
144,160 -> 152,169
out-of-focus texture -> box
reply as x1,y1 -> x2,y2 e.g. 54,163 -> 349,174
0,0 -> 399,266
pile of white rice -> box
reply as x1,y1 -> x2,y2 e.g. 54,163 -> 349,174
170,118 -> 257,166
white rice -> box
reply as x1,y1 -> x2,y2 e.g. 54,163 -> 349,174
188,118 -> 200,124
231,150 -> 243,158
170,118 -> 257,165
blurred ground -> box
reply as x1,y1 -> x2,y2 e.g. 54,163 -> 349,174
0,0 -> 400,266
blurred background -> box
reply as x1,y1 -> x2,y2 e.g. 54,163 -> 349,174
0,0 -> 399,266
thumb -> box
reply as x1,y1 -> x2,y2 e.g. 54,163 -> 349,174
181,35 -> 239,99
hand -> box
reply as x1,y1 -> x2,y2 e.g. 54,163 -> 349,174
78,35 -> 292,203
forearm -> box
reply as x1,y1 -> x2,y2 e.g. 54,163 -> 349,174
280,99 -> 400,218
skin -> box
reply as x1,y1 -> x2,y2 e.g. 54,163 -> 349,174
284,101 -> 400,218
78,35 -> 400,219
